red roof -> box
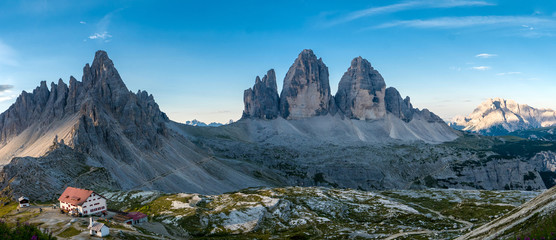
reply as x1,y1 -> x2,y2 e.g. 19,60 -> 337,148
58,187 -> 94,206
127,212 -> 147,220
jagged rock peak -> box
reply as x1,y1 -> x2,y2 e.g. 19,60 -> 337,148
280,49 -> 336,119
82,50 -> 127,92
0,50 -> 169,146
336,56 -> 386,120
243,69 -> 280,119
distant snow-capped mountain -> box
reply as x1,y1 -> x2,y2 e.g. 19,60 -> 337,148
184,119 -> 233,127
451,97 -> 556,136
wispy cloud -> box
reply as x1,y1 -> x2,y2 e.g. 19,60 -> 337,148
80,21 -> 86,24
88,32 -> 112,40
0,41 -> 17,67
88,9 -> 122,42
475,53 -> 497,58
376,16 -> 555,29
0,85 -> 13,92
0,96 -> 15,102
522,24 -> 534,30
496,72 -> 521,76
471,66 -> 491,70
325,0 -> 493,26
0,83 -> 16,102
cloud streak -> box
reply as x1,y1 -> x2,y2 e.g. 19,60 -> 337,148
375,16 -> 555,29
496,72 -> 521,76
326,0 -> 493,26
89,32 -> 112,40
0,96 -> 14,102
471,66 -> 491,70
475,53 -> 497,58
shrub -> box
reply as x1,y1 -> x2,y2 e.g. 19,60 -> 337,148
0,220 -> 57,240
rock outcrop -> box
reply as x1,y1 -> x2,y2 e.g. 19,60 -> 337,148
243,69 -> 280,119
279,49 -> 336,119
335,57 -> 386,120
452,98 -> 556,135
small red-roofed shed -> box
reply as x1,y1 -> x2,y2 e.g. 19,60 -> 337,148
127,212 -> 148,225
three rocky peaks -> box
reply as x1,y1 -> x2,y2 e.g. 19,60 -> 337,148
243,49 -> 442,123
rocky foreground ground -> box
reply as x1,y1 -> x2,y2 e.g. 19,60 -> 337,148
1,187 -> 538,239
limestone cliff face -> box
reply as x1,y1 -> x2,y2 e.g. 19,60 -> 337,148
335,57 -> 386,120
279,49 -> 336,120
242,49 -> 446,125
243,69 -> 280,119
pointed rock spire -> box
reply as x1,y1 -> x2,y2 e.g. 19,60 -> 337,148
82,50 -> 129,109
243,69 -> 280,119
335,57 -> 386,120
280,49 -> 336,119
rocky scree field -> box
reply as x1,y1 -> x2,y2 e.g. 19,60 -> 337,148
103,187 -> 539,239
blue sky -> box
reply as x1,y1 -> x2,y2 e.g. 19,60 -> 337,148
1,0 -> 556,123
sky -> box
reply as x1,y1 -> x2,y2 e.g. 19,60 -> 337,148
1,0 -> 556,123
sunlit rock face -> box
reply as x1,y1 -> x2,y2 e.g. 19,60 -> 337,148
335,57 -> 386,120
279,49 -> 337,120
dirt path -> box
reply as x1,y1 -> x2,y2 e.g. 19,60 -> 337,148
382,195 -> 473,240
384,230 -> 433,240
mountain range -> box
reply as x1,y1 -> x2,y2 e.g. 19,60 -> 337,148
184,119 -> 232,127
1,49 -> 556,202
451,97 -> 556,136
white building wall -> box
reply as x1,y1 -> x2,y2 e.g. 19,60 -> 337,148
60,192 -> 107,216
81,192 -> 107,215
90,226 -> 110,237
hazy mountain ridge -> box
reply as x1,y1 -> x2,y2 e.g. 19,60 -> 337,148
184,119 -> 232,127
452,97 -> 556,136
